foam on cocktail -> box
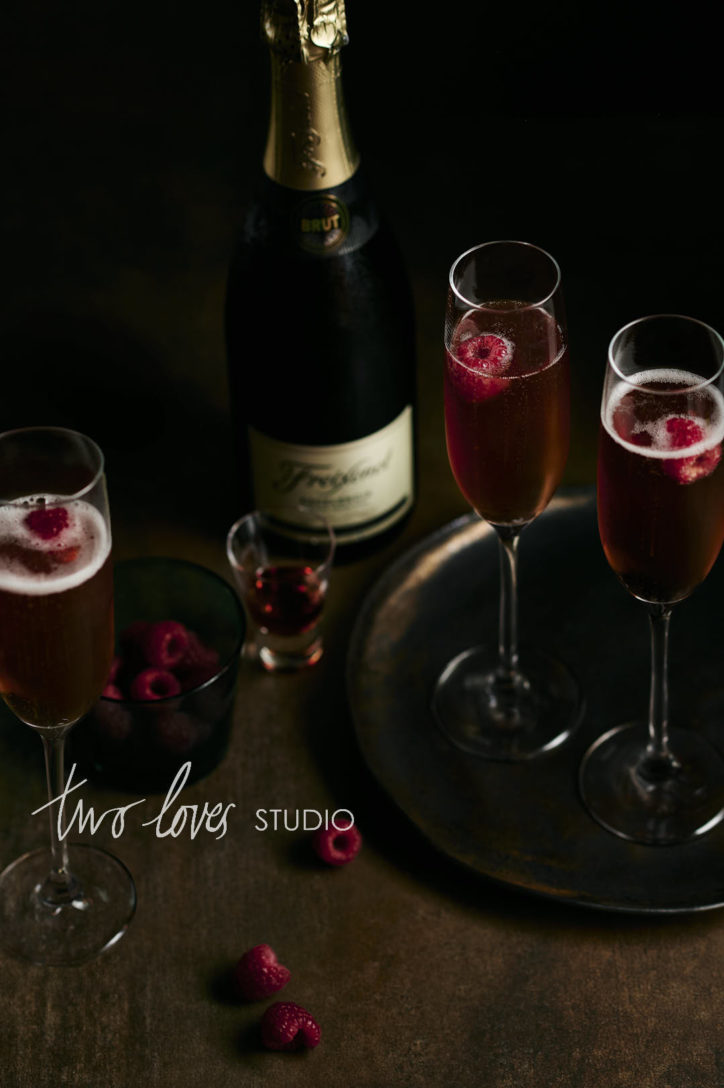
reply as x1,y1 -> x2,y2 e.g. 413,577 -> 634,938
0,498 -> 110,596
604,369 -> 724,460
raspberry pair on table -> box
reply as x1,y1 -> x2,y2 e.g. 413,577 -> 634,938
234,945 -> 320,1051
233,825 -> 362,1052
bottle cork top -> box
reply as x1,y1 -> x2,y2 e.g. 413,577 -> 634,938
261,0 -> 349,62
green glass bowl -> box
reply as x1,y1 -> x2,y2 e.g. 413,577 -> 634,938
70,557 -> 245,793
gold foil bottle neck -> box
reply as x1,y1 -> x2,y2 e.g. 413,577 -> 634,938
262,0 -> 348,62
261,0 -> 359,190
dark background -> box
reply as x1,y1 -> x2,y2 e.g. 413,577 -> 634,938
3,0 -> 722,542
3,8 -> 724,1085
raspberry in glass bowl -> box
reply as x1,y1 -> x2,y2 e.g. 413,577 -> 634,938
69,557 -> 245,792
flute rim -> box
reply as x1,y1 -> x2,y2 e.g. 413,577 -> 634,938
607,313 -> 724,393
448,239 -> 562,312
0,425 -> 106,505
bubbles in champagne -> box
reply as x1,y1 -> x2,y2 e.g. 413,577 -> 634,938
604,369 -> 724,460
0,498 -> 110,595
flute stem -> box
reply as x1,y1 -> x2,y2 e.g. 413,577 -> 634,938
495,526 -> 521,681
38,727 -> 79,907
639,602 -> 679,782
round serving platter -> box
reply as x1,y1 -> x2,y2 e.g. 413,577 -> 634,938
347,489 -> 724,914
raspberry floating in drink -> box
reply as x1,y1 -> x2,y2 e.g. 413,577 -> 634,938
55,545 -> 80,564
260,1001 -> 321,1051
445,304 -> 569,523
665,416 -> 704,449
661,415 -> 722,484
0,541 -> 65,576
0,496 -> 112,726
234,944 -> 291,1001
665,444 -> 722,484
613,400 -> 723,486
600,370 -> 724,602
24,505 -> 69,540
458,333 -> 513,374
612,401 -> 653,447
0,499 -> 100,582
448,332 -> 514,403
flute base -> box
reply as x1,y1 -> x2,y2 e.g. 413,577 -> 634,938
0,844 -> 136,965
432,644 -> 582,761
579,723 -> 724,845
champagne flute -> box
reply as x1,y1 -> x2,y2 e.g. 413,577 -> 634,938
0,427 -> 136,964
433,241 -> 582,760
579,315 -> 724,844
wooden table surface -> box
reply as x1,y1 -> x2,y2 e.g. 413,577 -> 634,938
3,3 -> 724,1084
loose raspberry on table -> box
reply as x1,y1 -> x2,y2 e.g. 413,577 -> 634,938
234,944 -> 291,1001
141,620 -> 191,669
129,668 -> 181,701
260,1002 -> 320,1051
24,506 -> 69,540
102,683 -> 124,700
312,823 -> 362,867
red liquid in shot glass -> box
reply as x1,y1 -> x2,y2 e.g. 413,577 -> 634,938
246,563 -> 325,637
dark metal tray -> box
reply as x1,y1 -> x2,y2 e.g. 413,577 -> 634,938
347,489 -> 724,914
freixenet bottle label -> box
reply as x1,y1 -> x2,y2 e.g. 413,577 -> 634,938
226,0 -> 417,552
248,406 -> 414,542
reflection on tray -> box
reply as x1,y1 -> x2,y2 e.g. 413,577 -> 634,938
348,490 -> 724,915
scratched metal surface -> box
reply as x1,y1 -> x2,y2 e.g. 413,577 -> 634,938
348,489 -> 724,914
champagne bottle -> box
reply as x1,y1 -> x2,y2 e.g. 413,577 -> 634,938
225,0 -> 416,553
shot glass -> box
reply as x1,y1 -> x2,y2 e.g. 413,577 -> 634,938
226,508 -> 335,671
